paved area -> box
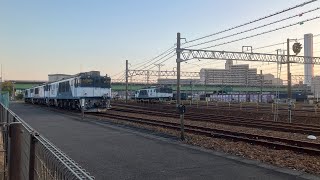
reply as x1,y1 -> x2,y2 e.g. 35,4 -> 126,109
9,102 -> 319,180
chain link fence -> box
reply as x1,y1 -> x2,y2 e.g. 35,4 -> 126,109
0,93 -> 9,108
0,103 -> 94,180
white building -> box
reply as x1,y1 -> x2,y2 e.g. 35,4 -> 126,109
200,61 -> 282,86
304,33 -> 314,86
311,76 -> 320,97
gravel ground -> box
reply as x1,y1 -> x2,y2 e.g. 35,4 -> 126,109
89,109 -> 320,175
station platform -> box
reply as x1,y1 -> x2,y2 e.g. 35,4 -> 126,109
9,102 -> 318,180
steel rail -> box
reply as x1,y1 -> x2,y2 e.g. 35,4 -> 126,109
111,103 -> 320,135
92,112 -> 320,155
114,102 -> 320,127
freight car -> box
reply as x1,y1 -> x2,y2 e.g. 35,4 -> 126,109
24,71 -> 111,112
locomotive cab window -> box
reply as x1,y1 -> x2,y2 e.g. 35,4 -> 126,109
160,88 -> 172,93
35,88 -> 39,94
101,77 -> 111,88
75,79 -> 79,87
80,78 -> 94,87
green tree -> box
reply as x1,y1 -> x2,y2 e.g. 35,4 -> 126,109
1,81 -> 14,96
16,93 -> 24,100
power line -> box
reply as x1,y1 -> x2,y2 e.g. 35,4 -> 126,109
253,33 -> 320,51
143,51 -> 176,70
110,45 -> 174,78
184,0 -> 318,44
184,7 -> 320,49
197,16 -> 320,50
146,54 -> 176,71
132,46 -> 175,69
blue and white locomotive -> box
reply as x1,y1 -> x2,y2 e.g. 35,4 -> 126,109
134,86 -> 173,101
24,71 -> 111,112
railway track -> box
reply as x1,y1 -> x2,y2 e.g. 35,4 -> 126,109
115,101 -> 320,120
90,112 -> 320,155
194,103 -> 319,117
111,103 -> 320,136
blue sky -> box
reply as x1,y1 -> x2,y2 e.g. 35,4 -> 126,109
1,0 -> 320,81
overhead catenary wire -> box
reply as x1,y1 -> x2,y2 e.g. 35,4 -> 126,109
253,33 -> 320,51
131,45 -> 175,70
145,53 -> 176,71
184,0 -> 318,44
110,45 -> 174,78
142,51 -> 176,70
196,16 -> 320,50
184,7 -> 320,49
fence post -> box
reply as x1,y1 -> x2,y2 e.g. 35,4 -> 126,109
29,132 -> 38,180
8,122 -> 22,180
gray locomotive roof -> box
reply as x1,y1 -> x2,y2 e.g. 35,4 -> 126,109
24,71 -> 109,90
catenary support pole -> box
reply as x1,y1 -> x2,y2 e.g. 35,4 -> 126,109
287,39 -> 292,122
126,60 -> 128,103
176,33 -> 181,107
176,32 -> 184,140
260,70 -> 263,103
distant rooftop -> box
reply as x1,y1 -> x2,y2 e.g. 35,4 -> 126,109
5,80 -> 47,83
48,74 -> 71,76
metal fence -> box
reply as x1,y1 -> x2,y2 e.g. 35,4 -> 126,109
0,93 -> 9,108
0,103 -> 94,180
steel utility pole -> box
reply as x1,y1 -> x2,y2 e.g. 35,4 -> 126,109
147,70 -> 150,84
260,70 -> 263,103
154,63 -> 164,81
287,39 -> 292,123
0,64 -> 2,94
190,81 -> 193,103
204,70 -> 207,97
176,32 -> 185,141
176,33 -> 181,107
287,39 -> 292,101
125,60 -> 128,103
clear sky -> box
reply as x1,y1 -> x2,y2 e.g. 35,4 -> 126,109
1,0 -> 320,81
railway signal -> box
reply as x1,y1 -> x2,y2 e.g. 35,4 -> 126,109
292,42 -> 302,55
